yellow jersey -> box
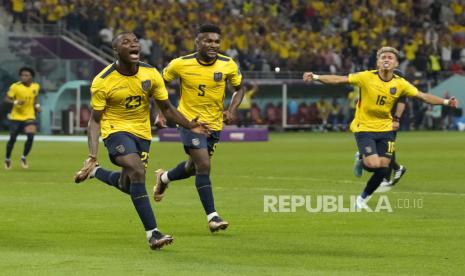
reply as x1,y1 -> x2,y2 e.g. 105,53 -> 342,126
7,82 -> 40,121
91,62 -> 169,140
348,70 -> 418,132
163,53 -> 242,131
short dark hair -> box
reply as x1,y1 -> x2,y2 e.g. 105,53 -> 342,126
197,24 -> 221,35
19,67 -> 35,77
112,31 -> 135,49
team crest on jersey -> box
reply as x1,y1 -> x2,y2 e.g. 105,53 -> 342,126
389,87 -> 397,95
115,145 -> 125,153
141,80 -> 151,92
192,138 -> 200,146
213,72 -> 223,82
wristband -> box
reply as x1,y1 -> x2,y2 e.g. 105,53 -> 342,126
393,115 -> 400,122
88,154 -> 97,160
313,74 -> 320,80
443,99 -> 450,106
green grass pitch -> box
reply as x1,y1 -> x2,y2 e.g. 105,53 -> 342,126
1,132 -> 464,275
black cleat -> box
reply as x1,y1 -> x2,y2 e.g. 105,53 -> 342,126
390,165 -> 407,185
148,230 -> 173,250
20,157 -> 28,169
208,216 -> 229,233
4,159 -> 12,170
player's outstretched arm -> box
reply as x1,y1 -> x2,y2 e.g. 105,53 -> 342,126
415,92 -> 459,108
224,85 -> 244,124
303,72 -> 349,85
155,99 -> 211,135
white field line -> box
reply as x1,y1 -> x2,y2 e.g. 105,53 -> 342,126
0,135 -> 159,142
215,174 -> 465,197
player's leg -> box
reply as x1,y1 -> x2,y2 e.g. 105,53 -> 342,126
354,132 -> 391,208
153,127 -> 197,201
153,158 -> 195,201
114,153 -> 172,249
5,121 -> 22,169
191,131 -> 228,232
20,122 -> 37,169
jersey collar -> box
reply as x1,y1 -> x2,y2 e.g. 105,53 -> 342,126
196,54 -> 217,66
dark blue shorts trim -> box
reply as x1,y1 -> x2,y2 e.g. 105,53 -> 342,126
179,127 -> 220,156
103,132 -> 151,166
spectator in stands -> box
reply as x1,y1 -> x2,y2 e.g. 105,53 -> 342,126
10,0 -> 26,31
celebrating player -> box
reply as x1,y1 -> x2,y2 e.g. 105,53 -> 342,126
74,32 -> 210,250
153,24 -> 244,232
303,46 -> 459,209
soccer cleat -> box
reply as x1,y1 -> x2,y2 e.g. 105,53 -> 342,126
20,157 -> 28,169
390,165 -> 407,186
208,216 -> 229,232
376,178 -> 393,193
4,160 -> 12,170
153,169 -> 169,202
353,151 -> 363,177
148,230 -> 173,250
74,160 -> 99,183
355,195 -> 369,210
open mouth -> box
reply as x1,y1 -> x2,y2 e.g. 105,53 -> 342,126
207,49 -> 218,55
129,49 -> 140,59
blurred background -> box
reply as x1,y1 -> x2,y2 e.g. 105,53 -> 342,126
0,0 -> 464,135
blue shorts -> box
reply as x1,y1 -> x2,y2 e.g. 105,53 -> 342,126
103,132 -> 150,166
179,127 -> 220,156
354,131 -> 395,158
9,120 -> 37,135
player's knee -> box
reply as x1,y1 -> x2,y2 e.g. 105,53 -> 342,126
127,164 -> 146,182
194,159 -> 210,175
363,159 -> 381,169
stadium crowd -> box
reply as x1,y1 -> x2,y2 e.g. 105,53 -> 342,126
3,0 -> 464,131
6,0 -> 465,75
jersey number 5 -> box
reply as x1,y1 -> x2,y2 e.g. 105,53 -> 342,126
376,95 -> 387,105
198,84 -> 206,96
125,96 -> 142,109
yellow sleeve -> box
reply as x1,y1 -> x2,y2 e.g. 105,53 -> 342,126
6,84 -> 16,98
401,79 -> 419,97
162,59 -> 180,82
152,69 -> 169,101
228,61 -> 242,87
90,78 -> 106,111
348,71 -> 364,86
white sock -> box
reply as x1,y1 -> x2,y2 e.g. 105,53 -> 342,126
90,166 -> 100,178
146,228 -> 159,240
207,212 -> 219,222
161,172 -> 170,184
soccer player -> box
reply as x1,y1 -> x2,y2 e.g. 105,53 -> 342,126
153,24 -> 244,232
303,46 -> 459,209
4,67 -> 42,169
74,32 -> 210,250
